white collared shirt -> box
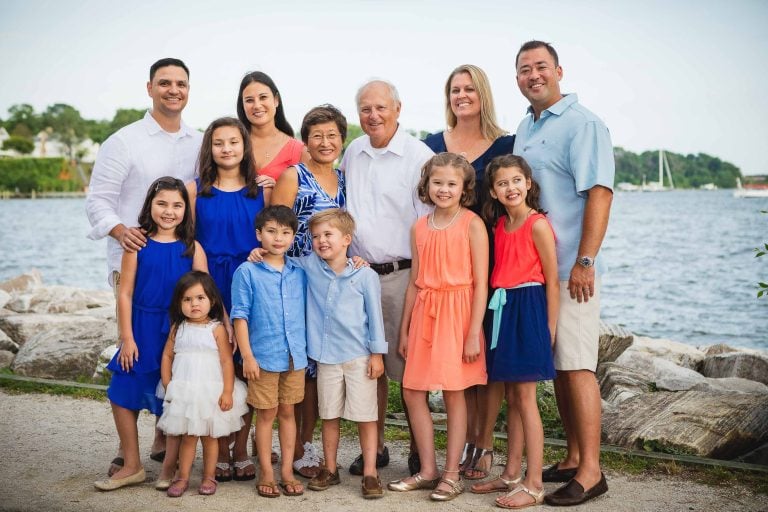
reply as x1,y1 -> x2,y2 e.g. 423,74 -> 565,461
85,111 -> 202,283
340,125 -> 433,264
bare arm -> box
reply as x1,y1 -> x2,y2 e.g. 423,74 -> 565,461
398,226 -> 420,360
185,180 -> 197,224
192,241 -> 208,273
160,326 -> 177,389
214,323 -> 235,411
234,318 -> 259,380
569,185 -> 613,303
269,166 -> 299,208
117,251 -> 138,371
464,215 -> 489,362
532,218 -> 560,345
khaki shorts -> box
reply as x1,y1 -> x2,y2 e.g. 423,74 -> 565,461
317,356 -> 378,422
554,278 -> 601,372
379,269 -> 409,382
246,361 -> 305,410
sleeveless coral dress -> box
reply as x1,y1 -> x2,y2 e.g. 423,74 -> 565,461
402,210 -> 488,391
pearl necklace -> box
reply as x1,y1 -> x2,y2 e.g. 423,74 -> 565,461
429,208 -> 462,230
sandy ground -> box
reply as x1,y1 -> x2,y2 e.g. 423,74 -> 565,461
0,390 -> 764,512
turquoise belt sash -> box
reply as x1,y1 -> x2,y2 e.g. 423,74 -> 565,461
488,282 -> 542,350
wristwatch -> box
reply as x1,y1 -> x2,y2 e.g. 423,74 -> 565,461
577,256 -> 595,268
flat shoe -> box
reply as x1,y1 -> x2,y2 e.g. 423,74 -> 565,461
198,476 -> 218,496
542,462 -> 577,483
362,475 -> 384,499
94,468 -> 146,491
278,479 -> 304,496
430,477 -> 463,501
166,478 -> 189,498
308,467 -> 341,491
387,473 -> 440,492
495,483 -> 545,509
154,478 -> 171,491
471,474 -> 523,494
544,473 -> 608,506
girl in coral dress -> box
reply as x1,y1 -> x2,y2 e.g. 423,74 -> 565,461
388,152 -> 488,502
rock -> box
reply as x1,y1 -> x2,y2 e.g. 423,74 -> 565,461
72,306 -> 116,322
702,343 -> 739,356
598,362 -> 653,404
601,390 -> 768,459
0,314 -> 105,346
615,350 -> 706,391
690,377 -> 768,395
93,345 -> 118,379
700,352 -> 768,386
11,321 -> 117,379
5,286 -> 114,315
626,336 -> 706,370
0,349 -> 14,369
736,442 -> 768,465
0,289 -> 11,309
428,390 -> 445,413
597,322 -> 633,364
0,328 -> 19,353
0,269 -> 42,293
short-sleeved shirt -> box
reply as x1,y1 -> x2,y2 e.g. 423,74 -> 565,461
230,259 -> 308,372
513,94 -> 615,279
294,253 -> 387,364
341,125 -> 433,264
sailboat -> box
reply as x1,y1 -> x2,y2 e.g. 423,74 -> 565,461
734,177 -> 768,198
641,150 -> 675,192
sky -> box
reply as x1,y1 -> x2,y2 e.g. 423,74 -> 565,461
1,0 -> 767,174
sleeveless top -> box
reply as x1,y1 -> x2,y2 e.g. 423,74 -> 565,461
257,138 -> 304,180
289,163 -> 346,257
491,213 -> 553,289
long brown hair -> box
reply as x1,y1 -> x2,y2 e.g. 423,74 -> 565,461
482,155 -> 545,223
197,117 -> 260,198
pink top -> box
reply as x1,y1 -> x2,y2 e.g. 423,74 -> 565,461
257,138 -> 304,180
491,213 -> 554,289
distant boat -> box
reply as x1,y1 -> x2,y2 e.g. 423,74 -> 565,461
617,182 -> 641,192
641,150 -> 674,192
734,177 -> 768,198
699,183 -> 718,190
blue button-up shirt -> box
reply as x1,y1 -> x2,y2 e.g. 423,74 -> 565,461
230,259 -> 308,372
293,253 -> 387,364
514,94 -> 615,280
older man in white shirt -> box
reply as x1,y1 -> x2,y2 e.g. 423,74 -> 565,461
85,57 -> 202,480
340,79 -> 433,476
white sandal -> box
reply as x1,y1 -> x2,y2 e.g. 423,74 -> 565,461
495,483 -> 545,509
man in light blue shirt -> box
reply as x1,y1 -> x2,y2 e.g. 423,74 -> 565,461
512,41 -> 614,507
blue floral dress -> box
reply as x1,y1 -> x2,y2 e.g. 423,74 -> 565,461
288,163 -> 346,257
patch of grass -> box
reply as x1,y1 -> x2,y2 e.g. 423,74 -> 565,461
387,380 -> 403,413
0,377 -> 106,400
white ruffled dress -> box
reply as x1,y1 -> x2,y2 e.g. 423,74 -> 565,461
157,321 -> 248,438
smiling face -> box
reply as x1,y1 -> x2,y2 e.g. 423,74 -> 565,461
490,166 -> 531,211
150,189 -> 186,233
449,72 -> 481,120
516,47 -> 563,115
256,220 -> 295,257
211,125 -> 244,172
357,82 -> 401,148
146,65 -> 189,117
180,282 -> 212,323
242,81 -> 278,128
311,221 -> 351,263
428,164 -> 465,211
306,121 -> 342,164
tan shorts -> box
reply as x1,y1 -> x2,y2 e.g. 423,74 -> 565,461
379,268 -> 410,382
317,356 -> 378,422
246,362 -> 305,410
554,278 -> 601,372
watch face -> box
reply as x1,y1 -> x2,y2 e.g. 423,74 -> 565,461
580,257 -> 593,268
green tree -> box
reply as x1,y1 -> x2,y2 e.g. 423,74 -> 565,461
2,136 -> 35,154
343,124 -> 364,150
42,103 -> 87,161
5,104 -> 42,135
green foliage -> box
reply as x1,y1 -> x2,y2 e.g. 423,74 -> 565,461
0,157 -> 79,193
387,380 -> 404,413
2,135 -> 35,154
88,108 -> 145,144
42,103 -> 88,160
614,147 -> 742,188
343,124 -> 364,150
5,103 -> 43,135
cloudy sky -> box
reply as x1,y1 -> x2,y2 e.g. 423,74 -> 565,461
2,0 -> 766,174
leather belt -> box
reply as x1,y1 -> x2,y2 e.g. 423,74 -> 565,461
370,259 -> 412,276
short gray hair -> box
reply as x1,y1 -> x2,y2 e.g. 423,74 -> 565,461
355,78 -> 401,108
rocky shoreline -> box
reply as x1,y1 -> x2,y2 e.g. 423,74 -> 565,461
1,270 -> 766,466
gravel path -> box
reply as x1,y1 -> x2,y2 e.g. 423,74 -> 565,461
0,391 -> 763,512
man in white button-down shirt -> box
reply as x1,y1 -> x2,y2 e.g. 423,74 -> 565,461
85,58 -> 202,479
340,79 -> 433,476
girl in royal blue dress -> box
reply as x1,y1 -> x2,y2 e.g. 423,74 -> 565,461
95,177 -> 208,492
186,117 -> 267,482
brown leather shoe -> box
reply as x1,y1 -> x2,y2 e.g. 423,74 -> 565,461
308,467 -> 341,491
545,473 -> 608,506
362,475 -> 384,499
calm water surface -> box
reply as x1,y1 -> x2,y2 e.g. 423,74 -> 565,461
0,191 -> 766,349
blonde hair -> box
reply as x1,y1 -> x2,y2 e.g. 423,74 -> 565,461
308,208 -> 356,237
444,64 -> 506,141
417,152 -> 476,207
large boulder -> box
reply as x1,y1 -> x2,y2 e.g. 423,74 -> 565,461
700,352 -> 768,386
690,377 -> 768,395
5,286 -> 114,315
602,390 -> 768,459
0,328 -> 18,353
0,289 -> 11,309
625,336 -> 706,370
597,362 -> 653,404
11,320 -> 117,379
0,349 -> 14,369
615,350 -> 706,391
0,314 -> 107,346
0,269 -> 42,293
736,442 -> 768,466
93,345 -> 118,379
597,322 -> 633,364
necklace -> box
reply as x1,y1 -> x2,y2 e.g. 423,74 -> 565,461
429,207 -> 462,230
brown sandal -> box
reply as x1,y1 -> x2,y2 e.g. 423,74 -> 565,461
257,480 -> 280,498
278,479 -> 304,496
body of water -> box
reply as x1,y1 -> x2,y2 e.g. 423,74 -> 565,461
0,191 -> 766,350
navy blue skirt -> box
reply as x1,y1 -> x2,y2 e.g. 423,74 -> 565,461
487,285 -> 556,383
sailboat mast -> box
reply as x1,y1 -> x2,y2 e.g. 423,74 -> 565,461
663,151 -> 675,189
659,150 -> 664,187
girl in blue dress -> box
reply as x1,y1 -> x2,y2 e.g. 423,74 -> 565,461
95,176 -> 208,492
187,117 -> 267,482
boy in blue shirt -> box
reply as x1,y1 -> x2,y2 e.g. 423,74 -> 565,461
231,205 -> 307,498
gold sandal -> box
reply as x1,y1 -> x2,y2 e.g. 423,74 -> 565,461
495,483 -> 545,509
429,470 -> 463,501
